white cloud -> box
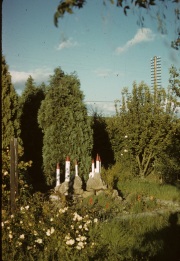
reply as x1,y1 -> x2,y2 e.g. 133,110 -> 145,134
56,38 -> 78,50
10,67 -> 52,95
115,28 -> 155,54
10,67 -> 52,84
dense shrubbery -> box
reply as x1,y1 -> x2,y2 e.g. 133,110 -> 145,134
2,156 -> 180,260
2,165 -> 180,261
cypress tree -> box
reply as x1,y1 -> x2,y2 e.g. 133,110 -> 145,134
2,56 -> 21,148
38,67 -> 93,186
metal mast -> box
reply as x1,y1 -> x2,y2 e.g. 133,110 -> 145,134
151,56 -> 161,89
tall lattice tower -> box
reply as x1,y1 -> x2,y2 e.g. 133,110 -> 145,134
151,56 -> 162,88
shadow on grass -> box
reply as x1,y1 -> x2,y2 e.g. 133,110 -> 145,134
134,212 -> 180,261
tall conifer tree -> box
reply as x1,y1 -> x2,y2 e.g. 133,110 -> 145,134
2,56 -> 21,148
38,67 -> 93,186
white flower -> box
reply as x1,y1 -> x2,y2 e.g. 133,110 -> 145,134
84,226 -> 89,231
33,230 -> 38,236
10,215 -> 14,219
20,206 -> 24,211
50,227 -> 55,234
76,245 -> 81,250
50,218 -> 53,222
19,234 -> 25,239
76,237 -> 80,241
78,225 -> 82,229
20,221 -> 23,224
94,218 -> 98,223
25,205 -> 29,210
80,236 -> 87,241
1,222 -> 4,227
125,135 -> 128,138
59,207 -> 68,213
73,212 -> 82,221
4,171 -> 8,176
77,241 -> 84,248
46,227 -> 55,236
9,234 -> 13,239
46,229 -> 51,236
124,149 -> 128,153
65,233 -> 71,240
71,225 -> 74,229
66,239 -> 75,245
35,238 -> 43,244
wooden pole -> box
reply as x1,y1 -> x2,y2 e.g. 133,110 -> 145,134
10,138 -> 16,214
14,138 -> 18,197
10,138 -> 18,214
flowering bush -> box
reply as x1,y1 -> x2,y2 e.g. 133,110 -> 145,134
2,146 -> 179,260
2,194 -> 101,261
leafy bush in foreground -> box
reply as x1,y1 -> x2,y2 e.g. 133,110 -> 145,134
2,187 -> 180,261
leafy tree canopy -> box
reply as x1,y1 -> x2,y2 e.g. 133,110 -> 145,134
169,65 -> 180,98
54,0 -> 180,50
107,81 -> 180,181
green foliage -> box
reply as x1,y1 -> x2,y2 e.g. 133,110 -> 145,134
38,67 -> 93,186
107,82 -> 180,181
169,65 -> 180,98
2,56 -> 21,148
19,77 -> 46,192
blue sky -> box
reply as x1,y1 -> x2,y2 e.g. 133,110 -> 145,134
2,0 -> 180,116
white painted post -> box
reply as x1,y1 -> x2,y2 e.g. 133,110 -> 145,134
56,163 -> 60,186
99,155 -> 101,173
75,160 -> 78,176
95,154 -> 100,173
92,159 -> 95,174
65,156 -> 70,182
91,159 -> 95,177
